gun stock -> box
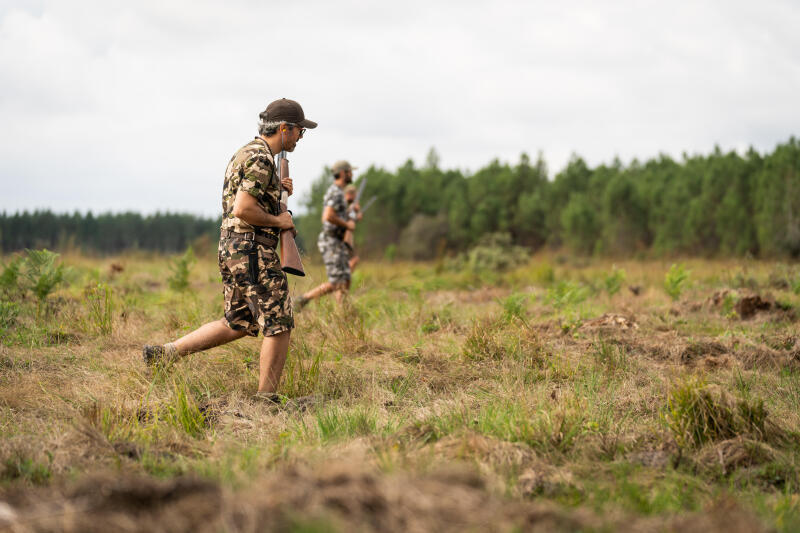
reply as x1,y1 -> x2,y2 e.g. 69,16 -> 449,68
278,154 -> 305,276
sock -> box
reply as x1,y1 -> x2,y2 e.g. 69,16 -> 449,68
164,342 -> 178,360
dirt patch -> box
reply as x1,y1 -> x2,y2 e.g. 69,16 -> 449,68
707,290 -> 795,321
226,463 -> 596,533
580,313 -> 639,332
2,474 -> 221,533
726,339 -> 800,370
1,464 -> 770,533
600,332 -> 678,362
680,340 -> 728,364
735,295 -> 775,319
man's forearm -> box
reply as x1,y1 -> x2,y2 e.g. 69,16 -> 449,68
238,205 -> 282,228
325,213 -> 351,228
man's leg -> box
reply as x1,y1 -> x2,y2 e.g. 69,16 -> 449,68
144,319 -> 247,365
172,319 -> 247,356
257,330 -> 291,393
348,254 -> 360,272
301,281 -> 335,301
297,235 -> 346,309
333,280 -> 350,305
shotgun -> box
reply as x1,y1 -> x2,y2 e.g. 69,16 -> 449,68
360,195 -> 377,214
276,151 -> 305,276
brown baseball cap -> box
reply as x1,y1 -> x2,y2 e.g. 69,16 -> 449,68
332,160 -> 358,174
260,98 -> 318,129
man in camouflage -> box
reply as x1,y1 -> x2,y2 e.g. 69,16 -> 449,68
143,98 -> 317,405
295,160 -> 361,308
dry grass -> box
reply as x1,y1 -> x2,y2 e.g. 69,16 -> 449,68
1,252 -> 799,531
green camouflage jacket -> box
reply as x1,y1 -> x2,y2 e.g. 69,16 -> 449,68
220,137 -> 280,238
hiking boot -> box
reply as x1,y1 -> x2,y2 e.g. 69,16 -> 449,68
143,344 -> 177,367
252,391 -> 283,405
142,344 -> 166,366
252,392 -> 320,413
293,295 -> 309,313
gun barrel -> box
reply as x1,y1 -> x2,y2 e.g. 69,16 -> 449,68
355,177 -> 367,203
360,195 -> 378,214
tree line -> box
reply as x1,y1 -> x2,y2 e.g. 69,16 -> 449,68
2,136 -> 798,257
0,211 -> 218,254
298,136 -> 800,259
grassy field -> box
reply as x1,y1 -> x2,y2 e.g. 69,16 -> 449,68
1,251 -> 800,532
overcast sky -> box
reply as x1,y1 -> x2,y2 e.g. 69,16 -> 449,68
1,0 -> 799,217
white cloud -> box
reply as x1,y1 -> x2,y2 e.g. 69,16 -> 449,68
1,0 -> 798,216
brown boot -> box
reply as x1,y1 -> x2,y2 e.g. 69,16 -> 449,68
142,344 -> 177,366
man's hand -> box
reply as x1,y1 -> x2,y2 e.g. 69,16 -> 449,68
356,212 -> 364,222
281,177 -> 293,196
346,220 -> 356,231
276,212 -> 295,230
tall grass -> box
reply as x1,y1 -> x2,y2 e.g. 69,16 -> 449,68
85,282 -> 113,335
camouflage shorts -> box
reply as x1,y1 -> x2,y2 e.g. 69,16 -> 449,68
317,234 -> 350,284
218,237 -> 294,337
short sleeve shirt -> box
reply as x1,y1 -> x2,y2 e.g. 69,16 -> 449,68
220,137 -> 281,238
321,183 -> 348,239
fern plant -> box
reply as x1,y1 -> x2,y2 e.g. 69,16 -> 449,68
664,263 -> 689,301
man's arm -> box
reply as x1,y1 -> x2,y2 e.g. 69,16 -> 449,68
323,206 -> 356,230
233,190 -> 294,229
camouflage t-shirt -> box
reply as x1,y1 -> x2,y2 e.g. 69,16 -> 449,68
321,183 -> 347,239
220,137 -> 281,238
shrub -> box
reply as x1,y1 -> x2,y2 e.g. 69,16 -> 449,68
664,379 -> 775,450
24,249 -> 67,300
447,233 -> 529,274
546,280 -> 589,309
168,247 -> 196,291
0,256 -> 24,297
397,213 -> 449,260
465,233 -> 529,273
603,266 -> 626,296
500,292 -> 528,324
0,301 -> 20,341
462,320 -> 504,360
664,263 -> 689,301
